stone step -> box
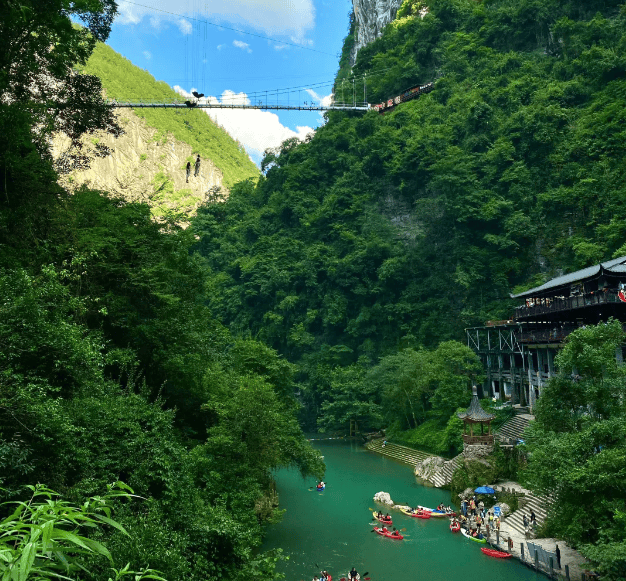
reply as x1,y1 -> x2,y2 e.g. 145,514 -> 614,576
501,494 -> 554,537
365,439 -> 433,466
496,415 -> 531,443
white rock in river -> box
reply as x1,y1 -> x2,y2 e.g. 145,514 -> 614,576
373,491 -> 394,505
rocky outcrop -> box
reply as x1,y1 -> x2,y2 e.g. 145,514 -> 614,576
463,444 -> 494,464
51,108 -> 225,217
373,491 -> 394,505
414,453 -> 463,487
352,0 -> 404,64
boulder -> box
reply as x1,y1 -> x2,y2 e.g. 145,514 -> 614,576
414,456 -> 445,480
373,491 -> 394,505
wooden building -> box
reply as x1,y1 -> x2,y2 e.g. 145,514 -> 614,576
466,256 -> 626,409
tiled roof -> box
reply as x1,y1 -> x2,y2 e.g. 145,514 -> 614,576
458,386 -> 496,422
511,256 -> 626,298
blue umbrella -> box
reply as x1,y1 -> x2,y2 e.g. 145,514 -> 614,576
474,486 -> 495,494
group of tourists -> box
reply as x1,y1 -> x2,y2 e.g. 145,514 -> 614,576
375,511 -> 391,521
523,511 -> 537,536
457,496 -> 501,537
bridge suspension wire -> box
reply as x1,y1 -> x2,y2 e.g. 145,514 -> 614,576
121,0 -> 337,56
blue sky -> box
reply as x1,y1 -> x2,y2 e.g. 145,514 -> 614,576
106,0 -> 354,164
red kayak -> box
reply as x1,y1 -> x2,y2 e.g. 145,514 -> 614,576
450,522 -> 461,532
373,514 -> 393,526
481,548 -> 512,559
373,526 -> 404,540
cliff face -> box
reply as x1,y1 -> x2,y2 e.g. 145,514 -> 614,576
52,108 -> 225,218
352,0 -> 404,64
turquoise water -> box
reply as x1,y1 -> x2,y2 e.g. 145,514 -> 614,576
262,439 -> 538,581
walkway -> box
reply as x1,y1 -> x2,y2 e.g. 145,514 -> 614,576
429,453 -> 463,487
493,481 -> 553,537
496,413 -> 533,444
487,481 -> 590,579
365,438 -> 433,466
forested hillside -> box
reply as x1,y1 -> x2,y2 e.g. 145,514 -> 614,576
191,1 -> 626,575
81,43 -> 259,189
194,0 -> 626,419
0,2 -> 320,580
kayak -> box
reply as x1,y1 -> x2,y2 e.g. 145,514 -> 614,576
481,548 -> 512,559
400,508 -> 431,519
461,527 -> 487,543
373,513 -> 393,525
340,575 -> 359,581
373,526 -> 404,540
316,485 -> 325,491
417,505 -> 456,517
450,522 -> 461,532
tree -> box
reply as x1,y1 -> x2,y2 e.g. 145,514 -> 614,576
0,0 -> 121,214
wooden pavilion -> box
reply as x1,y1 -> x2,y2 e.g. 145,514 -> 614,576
458,386 -> 495,445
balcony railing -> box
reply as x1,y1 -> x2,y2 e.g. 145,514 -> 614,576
515,291 -> 624,319
518,325 -> 578,343
462,434 -> 494,445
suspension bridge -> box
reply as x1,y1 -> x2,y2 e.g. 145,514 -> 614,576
107,101 -> 369,111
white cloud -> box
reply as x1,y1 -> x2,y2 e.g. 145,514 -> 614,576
233,40 -> 252,53
217,44 -> 224,50
274,44 -> 289,50
177,18 -> 192,34
116,0 -> 315,38
143,50 -> 152,59
174,86 -> 315,164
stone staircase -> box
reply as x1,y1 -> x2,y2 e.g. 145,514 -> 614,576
499,490 -> 554,537
496,413 -> 533,444
365,439 -> 433,466
429,453 -> 463,487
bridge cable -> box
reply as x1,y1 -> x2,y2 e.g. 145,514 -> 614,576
122,0 -> 337,56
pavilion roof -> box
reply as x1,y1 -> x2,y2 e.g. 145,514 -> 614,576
458,386 -> 495,423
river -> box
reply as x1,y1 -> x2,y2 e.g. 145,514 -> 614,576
262,439 -> 539,581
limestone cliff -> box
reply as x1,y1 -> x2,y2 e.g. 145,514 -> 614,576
352,0 -> 404,64
52,108 -> 225,219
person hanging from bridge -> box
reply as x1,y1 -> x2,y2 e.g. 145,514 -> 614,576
186,161 -> 191,183
194,154 -> 201,177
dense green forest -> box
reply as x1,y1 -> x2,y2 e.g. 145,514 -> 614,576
0,1 -> 320,579
190,0 -> 626,576
2,0 -> 626,578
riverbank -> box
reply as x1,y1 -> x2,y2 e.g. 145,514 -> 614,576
366,441 -> 590,580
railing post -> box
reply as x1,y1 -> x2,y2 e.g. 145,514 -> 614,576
550,556 -> 554,576
535,549 -> 539,570
565,564 -> 570,580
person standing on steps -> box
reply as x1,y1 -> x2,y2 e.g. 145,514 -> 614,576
555,544 -> 561,568
194,154 -> 201,177
186,161 -> 191,183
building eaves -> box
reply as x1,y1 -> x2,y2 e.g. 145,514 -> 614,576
510,256 -> 626,299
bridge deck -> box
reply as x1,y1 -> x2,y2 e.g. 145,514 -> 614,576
107,102 -> 369,112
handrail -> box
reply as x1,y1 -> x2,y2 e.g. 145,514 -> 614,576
515,291 -> 623,319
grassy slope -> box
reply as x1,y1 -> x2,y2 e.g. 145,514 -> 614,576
82,43 -> 259,189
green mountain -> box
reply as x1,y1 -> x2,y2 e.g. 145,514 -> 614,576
80,42 -> 258,190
